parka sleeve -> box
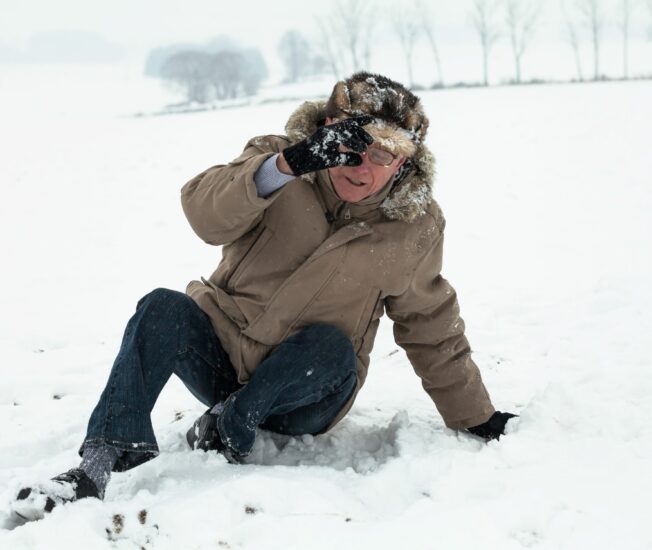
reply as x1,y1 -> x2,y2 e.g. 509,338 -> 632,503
181,136 -> 290,245
385,231 -> 496,430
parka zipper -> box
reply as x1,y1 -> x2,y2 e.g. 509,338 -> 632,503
333,203 -> 351,223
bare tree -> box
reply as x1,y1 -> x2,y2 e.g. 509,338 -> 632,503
415,0 -> 445,86
210,49 -> 266,99
561,0 -> 584,81
159,47 -> 266,103
392,6 -> 420,87
278,30 -> 311,83
209,51 -> 243,99
160,51 -> 212,103
619,0 -> 637,79
360,15 -> 376,70
505,0 -> 541,83
331,0 -> 372,72
315,17 -> 342,79
470,0 -> 501,86
575,0 -> 606,80
237,49 -> 268,96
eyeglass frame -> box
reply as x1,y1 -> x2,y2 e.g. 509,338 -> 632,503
358,147 -> 400,167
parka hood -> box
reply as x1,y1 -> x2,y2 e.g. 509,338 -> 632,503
285,100 -> 436,224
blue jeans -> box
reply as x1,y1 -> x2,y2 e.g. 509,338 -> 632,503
80,288 -> 357,470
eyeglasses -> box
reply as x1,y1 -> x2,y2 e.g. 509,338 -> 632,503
339,144 -> 399,167
361,146 -> 398,167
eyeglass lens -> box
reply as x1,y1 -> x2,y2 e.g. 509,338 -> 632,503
366,148 -> 395,166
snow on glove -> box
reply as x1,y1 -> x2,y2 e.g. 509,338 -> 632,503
467,411 -> 518,441
282,115 -> 375,176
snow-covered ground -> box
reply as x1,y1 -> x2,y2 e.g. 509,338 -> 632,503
1,66 -> 651,549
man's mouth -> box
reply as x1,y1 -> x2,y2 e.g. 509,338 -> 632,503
345,176 -> 365,187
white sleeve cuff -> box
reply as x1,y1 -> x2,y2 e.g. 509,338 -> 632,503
253,154 -> 295,197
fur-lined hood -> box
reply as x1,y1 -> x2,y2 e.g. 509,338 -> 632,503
285,100 -> 436,224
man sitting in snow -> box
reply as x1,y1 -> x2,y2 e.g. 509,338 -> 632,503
14,72 -> 516,519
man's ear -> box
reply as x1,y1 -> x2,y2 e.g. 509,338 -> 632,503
396,157 -> 407,169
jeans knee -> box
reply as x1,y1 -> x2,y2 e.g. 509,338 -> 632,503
301,323 -> 350,348
137,288 -> 186,311
135,288 -> 195,329
298,324 -> 356,373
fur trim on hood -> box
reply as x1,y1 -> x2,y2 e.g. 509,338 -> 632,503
285,100 -> 436,224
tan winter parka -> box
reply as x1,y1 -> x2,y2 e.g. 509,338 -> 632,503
181,101 -> 495,431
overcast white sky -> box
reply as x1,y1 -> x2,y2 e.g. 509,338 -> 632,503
1,0 -> 651,83
3,0 -> 468,53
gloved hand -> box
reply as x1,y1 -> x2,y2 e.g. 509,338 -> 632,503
282,115 -> 375,176
467,411 -> 518,441
186,405 -> 246,464
186,408 -> 223,452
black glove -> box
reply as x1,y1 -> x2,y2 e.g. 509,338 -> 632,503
467,411 -> 518,441
186,406 -> 247,464
186,408 -> 223,452
282,115 -> 375,176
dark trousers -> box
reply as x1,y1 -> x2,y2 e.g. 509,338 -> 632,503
80,288 -> 357,470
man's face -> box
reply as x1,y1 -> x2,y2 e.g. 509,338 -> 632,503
325,117 -> 407,203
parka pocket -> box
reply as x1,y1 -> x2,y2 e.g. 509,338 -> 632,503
225,226 -> 273,290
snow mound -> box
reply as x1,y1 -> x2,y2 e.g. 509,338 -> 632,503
245,411 -> 406,473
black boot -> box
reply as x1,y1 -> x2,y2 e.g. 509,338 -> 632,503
13,468 -> 100,521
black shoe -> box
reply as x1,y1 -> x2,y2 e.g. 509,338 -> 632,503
186,406 -> 247,464
13,468 -> 100,521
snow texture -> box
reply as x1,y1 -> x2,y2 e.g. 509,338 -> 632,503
0,65 -> 651,549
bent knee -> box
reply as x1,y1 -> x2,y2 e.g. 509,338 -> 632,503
296,324 -> 356,374
136,288 -> 193,314
300,324 -> 353,351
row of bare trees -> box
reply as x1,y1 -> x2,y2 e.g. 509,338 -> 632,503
560,0 -> 643,82
278,0 -> 443,85
279,0 -> 652,89
157,1 -> 652,102
443,0 -> 648,85
467,0 -> 541,86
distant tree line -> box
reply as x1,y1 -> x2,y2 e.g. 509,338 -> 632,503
146,37 -> 267,104
149,1 -> 652,105
280,0 -> 652,89
389,0 -> 652,87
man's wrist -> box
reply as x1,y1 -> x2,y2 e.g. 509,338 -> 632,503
276,153 -> 294,176
253,154 -> 296,198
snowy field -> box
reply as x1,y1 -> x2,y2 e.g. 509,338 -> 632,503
1,66 -> 651,549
